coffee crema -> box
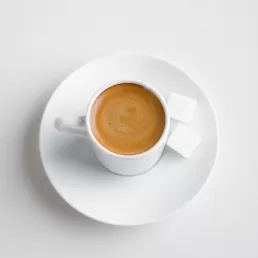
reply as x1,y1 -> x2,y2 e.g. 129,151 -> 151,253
90,83 -> 165,155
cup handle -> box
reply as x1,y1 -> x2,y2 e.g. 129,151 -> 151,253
54,116 -> 88,138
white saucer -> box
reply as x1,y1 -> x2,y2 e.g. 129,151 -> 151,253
40,54 -> 219,226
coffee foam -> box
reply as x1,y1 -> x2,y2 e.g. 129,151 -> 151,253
90,83 -> 165,155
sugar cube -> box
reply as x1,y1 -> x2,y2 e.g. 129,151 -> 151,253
167,124 -> 201,158
167,93 -> 197,123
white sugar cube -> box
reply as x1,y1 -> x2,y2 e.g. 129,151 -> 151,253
168,93 -> 197,123
167,124 -> 201,158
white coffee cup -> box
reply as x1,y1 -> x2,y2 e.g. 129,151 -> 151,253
54,80 -> 171,176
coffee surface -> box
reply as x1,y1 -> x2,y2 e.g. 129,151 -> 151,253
90,83 -> 165,155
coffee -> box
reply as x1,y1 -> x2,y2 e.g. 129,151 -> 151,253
90,83 -> 165,155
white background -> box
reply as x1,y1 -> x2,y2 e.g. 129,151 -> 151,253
0,0 -> 258,257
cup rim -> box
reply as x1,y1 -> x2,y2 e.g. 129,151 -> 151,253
85,80 -> 170,159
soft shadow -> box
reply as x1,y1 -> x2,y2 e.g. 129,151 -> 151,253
22,92 -> 106,230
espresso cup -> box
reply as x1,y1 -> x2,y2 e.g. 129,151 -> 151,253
54,81 -> 171,176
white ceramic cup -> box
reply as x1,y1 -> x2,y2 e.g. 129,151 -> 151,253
54,80 -> 171,176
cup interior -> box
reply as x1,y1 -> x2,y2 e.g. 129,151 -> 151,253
86,80 -> 170,158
